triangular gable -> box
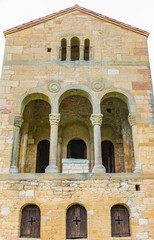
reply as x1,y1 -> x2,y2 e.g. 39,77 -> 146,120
3,5 -> 149,37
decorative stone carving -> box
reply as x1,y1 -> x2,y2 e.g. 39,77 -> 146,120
90,114 -> 103,126
91,81 -> 104,92
14,115 -> 24,128
128,113 -> 136,126
48,82 -> 61,93
49,113 -> 60,125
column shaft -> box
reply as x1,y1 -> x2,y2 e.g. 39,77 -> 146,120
128,113 -> 141,173
45,113 -> 60,173
90,114 -> 106,173
10,115 -> 23,173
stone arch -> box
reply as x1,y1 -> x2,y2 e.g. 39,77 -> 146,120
20,202 -> 41,213
18,96 -> 51,173
100,88 -> 136,113
66,202 -> 87,212
101,91 -> 135,173
16,90 -> 51,115
53,84 -> 94,112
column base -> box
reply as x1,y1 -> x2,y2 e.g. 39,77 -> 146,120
45,165 -> 59,173
92,165 -> 106,174
10,166 -> 19,173
134,162 -> 142,173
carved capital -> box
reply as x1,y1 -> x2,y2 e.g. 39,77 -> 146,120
128,113 -> 136,126
49,113 -> 60,125
90,114 -> 103,126
14,115 -> 24,128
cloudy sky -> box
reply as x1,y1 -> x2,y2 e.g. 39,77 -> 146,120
0,0 -> 153,88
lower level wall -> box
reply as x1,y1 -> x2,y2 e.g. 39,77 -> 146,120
0,173 -> 153,240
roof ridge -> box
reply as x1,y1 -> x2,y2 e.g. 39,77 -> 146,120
3,5 -> 149,37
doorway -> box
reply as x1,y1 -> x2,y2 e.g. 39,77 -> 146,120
36,140 -> 50,173
67,139 -> 87,159
102,140 -> 115,173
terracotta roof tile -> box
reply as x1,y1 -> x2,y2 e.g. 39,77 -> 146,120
3,5 -> 149,37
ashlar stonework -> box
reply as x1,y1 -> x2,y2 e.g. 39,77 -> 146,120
0,5 -> 154,240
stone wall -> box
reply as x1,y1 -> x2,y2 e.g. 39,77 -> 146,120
0,6 -> 154,240
0,174 -> 153,240
0,10 -> 153,173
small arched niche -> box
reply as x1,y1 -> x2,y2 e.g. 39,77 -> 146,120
71,37 -> 80,61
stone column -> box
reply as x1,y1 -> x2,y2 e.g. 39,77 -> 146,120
90,114 -> 106,173
128,113 -> 141,173
122,127 -> 131,172
45,113 -> 60,173
80,45 -> 84,60
10,115 -> 24,173
57,137 -> 62,172
19,123 -> 29,173
66,46 -> 71,61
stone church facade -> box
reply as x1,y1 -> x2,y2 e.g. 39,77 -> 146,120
0,5 -> 154,240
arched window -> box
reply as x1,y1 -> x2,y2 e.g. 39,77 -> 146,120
71,37 -> 80,61
111,205 -> 130,237
36,140 -> 50,173
20,204 -> 40,238
102,140 -> 115,173
61,38 -> 67,61
84,39 -> 90,60
67,139 -> 87,159
66,204 -> 87,239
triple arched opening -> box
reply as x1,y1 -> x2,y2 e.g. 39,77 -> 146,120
16,90 -> 135,173
61,37 -> 90,61
20,203 -> 130,238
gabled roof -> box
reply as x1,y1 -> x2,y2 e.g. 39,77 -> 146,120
3,5 -> 149,37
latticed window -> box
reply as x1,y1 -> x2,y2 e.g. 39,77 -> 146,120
111,205 -> 130,237
20,204 -> 40,238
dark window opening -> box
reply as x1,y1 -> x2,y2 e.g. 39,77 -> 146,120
71,37 -> 80,61
111,205 -> 130,237
47,48 -> 51,52
67,139 -> 87,159
66,204 -> 87,239
36,140 -> 50,173
135,185 -> 140,191
84,39 -> 90,60
106,108 -> 111,113
102,140 -> 115,173
61,38 -> 67,61
20,204 -> 40,238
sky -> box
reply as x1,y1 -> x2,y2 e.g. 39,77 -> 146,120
0,0 -> 153,89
